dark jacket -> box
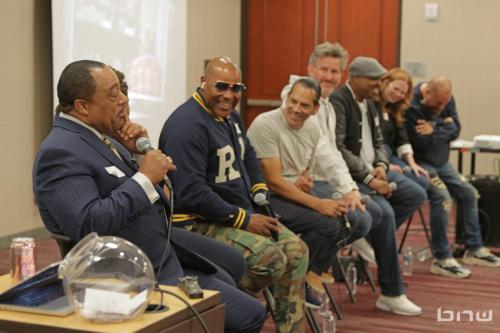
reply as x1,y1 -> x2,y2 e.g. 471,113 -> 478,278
376,102 -> 411,153
159,91 -> 268,230
405,83 -> 461,167
33,115 -> 217,282
330,84 -> 388,182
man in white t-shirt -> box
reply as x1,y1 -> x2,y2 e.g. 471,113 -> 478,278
248,78 -> 363,306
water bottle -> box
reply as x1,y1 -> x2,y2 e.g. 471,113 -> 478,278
402,246 -> 414,276
416,247 -> 433,262
318,292 -> 330,316
321,310 -> 336,333
346,262 -> 357,294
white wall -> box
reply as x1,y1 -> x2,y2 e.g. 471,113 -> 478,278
186,0 -> 241,94
401,0 -> 500,175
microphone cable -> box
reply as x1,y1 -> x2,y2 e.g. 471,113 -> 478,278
153,286 -> 210,333
148,181 -> 210,333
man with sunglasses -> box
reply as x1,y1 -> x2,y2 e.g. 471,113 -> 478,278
159,57 -> 308,333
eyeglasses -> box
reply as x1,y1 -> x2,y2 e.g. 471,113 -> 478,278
213,81 -> 246,93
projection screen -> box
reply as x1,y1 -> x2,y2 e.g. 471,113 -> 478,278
52,0 -> 186,145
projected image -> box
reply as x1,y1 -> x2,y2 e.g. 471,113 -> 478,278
52,0 -> 186,144
74,0 -> 165,100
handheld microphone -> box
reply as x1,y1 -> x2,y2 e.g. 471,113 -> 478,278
331,192 -> 351,231
402,165 -> 412,173
389,182 -> 397,191
253,192 -> 279,241
136,137 -> 172,191
361,194 -> 371,204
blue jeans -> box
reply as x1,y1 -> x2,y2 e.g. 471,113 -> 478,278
269,194 -> 352,275
389,155 -> 430,191
420,162 -> 483,259
313,181 -> 405,296
386,170 -> 427,228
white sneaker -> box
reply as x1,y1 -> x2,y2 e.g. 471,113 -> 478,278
352,238 -> 376,265
430,258 -> 471,278
461,247 -> 500,267
375,294 -> 422,316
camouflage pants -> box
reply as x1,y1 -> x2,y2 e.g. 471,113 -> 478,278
188,222 -> 308,333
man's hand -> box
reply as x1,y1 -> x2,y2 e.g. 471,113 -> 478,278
247,214 -> 280,238
114,119 -> 149,153
368,178 -> 392,197
343,190 -> 365,212
371,165 -> 387,180
294,168 -> 313,193
409,162 -> 429,178
139,149 -> 177,184
313,198 -> 349,217
415,119 -> 434,135
389,164 -> 403,173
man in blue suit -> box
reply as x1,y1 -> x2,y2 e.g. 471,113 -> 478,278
33,60 -> 265,332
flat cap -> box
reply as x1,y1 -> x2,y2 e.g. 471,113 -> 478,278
349,56 -> 387,79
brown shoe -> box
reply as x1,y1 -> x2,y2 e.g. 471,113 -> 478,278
306,271 -> 325,294
320,272 -> 335,284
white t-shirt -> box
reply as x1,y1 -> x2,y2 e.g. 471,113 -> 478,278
247,108 -> 319,184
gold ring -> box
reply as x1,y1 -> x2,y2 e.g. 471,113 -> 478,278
166,156 -> 173,163
139,125 -> 145,132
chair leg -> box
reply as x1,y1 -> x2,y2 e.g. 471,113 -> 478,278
334,255 -> 356,303
358,256 -> 376,292
417,207 -> 434,253
398,211 -> 414,253
263,287 -> 277,323
306,307 -> 322,333
322,282 -> 343,320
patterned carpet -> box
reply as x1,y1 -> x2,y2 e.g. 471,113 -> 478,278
1,205 -> 498,333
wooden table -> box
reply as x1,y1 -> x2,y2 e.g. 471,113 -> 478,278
0,275 -> 224,333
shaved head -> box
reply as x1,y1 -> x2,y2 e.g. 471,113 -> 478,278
204,57 -> 241,77
422,76 -> 453,114
428,76 -> 452,95
199,57 -> 243,118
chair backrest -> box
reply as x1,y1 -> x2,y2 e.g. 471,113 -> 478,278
50,232 -> 77,258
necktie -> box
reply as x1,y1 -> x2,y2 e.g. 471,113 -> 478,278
103,136 -> 122,161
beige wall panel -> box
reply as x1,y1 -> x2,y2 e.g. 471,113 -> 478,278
186,0 -> 241,96
401,0 -> 500,175
0,0 -> 52,238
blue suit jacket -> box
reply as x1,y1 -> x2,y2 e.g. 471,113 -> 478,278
33,115 -> 215,281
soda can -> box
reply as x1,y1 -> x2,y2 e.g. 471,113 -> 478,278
10,237 -> 37,283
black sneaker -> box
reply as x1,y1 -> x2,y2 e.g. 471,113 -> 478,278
430,258 -> 471,278
462,247 -> 500,267
305,284 -> 321,309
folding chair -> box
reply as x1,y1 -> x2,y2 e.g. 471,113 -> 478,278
398,207 -> 433,254
50,232 -> 76,258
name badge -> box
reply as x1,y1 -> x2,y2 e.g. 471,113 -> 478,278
105,166 -> 125,178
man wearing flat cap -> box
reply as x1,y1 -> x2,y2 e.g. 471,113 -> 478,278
330,56 -> 425,315
331,56 -> 423,225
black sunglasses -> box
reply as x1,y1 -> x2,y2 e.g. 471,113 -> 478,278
213,81 -> 246,93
